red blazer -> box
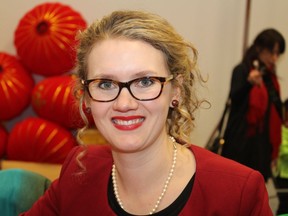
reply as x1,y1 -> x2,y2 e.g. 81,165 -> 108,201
21,145 -> 273,216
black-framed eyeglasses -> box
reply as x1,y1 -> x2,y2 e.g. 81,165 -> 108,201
81,75 -> 173,102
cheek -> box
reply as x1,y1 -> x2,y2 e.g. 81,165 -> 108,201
90,103 -> 110,125
266,53 -> 275,63
148,96 -> 171,119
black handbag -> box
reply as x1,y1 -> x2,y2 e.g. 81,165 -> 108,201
206,98 -> 231,155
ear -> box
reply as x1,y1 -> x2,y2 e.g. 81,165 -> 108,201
84,97 -> 90,108
169,89 -> 181,108
80,93 -> 91,114
169,75 -> 182,108
82,91 -> 91,107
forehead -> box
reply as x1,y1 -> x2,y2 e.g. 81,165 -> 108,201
87,38 -> 169,80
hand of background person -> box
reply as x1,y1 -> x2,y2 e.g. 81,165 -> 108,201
247,69 -> 263,86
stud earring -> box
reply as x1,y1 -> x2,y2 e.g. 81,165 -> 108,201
172,100 -> 179,108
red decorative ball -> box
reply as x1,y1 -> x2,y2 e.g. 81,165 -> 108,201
14,3 -> 87,76
0,52 -> 34,120
31,75 -> 84,129
0,124 -> 8,158
6,117 -> 77,164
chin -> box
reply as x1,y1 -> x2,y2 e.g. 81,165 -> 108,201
111,137 -> 143,152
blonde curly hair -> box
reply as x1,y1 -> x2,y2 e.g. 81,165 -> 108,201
74,10 -> 206,145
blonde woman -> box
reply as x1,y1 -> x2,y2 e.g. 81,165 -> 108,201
21,10 -> 272,216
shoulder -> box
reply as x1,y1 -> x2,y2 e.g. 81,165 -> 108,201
191,145 -> 262,182
233,63 -> 249,72
64,145 -> 112,163
59,145 -> 113,181
232,63 -> 250,78
184,145 -> 272,215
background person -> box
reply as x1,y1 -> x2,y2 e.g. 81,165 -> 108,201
221,29 -> 286,182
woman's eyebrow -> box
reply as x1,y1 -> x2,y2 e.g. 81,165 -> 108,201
89,70 -> 158,80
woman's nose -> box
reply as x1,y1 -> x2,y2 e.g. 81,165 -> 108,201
112,88 -> 138,112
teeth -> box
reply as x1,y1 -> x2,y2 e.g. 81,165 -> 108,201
113,118 -> 144,125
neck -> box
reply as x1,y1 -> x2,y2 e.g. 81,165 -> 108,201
112,136 -> 177,214
112,136 -> 175,178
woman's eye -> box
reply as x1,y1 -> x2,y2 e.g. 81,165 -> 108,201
137,77 -> 155,88
98,80 -> 117,90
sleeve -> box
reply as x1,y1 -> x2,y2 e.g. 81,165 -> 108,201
229,64 -> 252,105
239,170 -> 273,216
19,146 -> 81,216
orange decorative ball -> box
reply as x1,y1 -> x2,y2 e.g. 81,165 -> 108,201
14,3 -> 87,76
31,75 -> 85,129
6,117 -> 77,164
0,52 -> 34,120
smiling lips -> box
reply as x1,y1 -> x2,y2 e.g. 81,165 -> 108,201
112,116 -> 145,130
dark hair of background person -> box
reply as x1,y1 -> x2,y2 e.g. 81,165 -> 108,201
242,28 -> 286,68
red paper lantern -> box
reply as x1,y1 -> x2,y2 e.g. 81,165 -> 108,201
7,117 -> 77,164
0,124 -> 8,158
14,3 -> 87,76
0,52 -> 34,120
31,75 -> 85,129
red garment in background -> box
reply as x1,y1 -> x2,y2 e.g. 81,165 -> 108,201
247,70 -> 281,160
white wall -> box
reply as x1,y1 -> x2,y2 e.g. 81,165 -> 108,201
249,0 -> 288,101
1,0 -> 287,147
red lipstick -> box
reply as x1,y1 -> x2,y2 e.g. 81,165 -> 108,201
112,116 -> 144,130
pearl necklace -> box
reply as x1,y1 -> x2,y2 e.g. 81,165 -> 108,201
111,136 -> 177,215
